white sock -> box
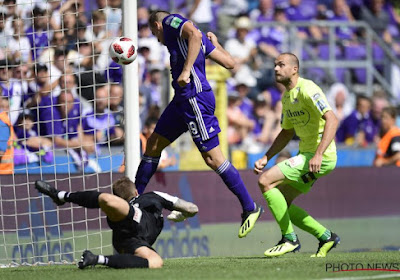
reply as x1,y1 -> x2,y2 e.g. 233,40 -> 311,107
57,191 -> 67,202
97,255 -> 105,264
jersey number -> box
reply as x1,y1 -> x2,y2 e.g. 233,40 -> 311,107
188,121 -> 198,136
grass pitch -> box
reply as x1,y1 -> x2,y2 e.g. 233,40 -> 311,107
2,251 -> 400,280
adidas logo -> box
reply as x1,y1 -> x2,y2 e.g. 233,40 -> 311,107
241,220 -> 250,234
269,245 -> 283,252
209,127 -> 215,133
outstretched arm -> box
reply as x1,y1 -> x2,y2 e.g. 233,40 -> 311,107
206,32 -> 235,69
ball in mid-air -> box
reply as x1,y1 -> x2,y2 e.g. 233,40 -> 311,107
109,37 -> 137,65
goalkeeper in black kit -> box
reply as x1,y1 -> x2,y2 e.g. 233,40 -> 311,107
35,177 -> 198,269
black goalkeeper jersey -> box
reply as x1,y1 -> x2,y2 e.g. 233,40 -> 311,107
107,191 -> 176,249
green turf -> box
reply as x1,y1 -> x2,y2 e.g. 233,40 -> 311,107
1,252 -> 400,280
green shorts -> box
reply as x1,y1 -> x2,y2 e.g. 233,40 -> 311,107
277,152 -> 336,193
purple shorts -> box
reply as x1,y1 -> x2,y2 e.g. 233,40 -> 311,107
154,90 -> 221,152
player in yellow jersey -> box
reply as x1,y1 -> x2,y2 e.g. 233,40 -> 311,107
254,53 -> 340,257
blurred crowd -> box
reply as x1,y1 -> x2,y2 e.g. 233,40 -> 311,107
0,0 -> 399,173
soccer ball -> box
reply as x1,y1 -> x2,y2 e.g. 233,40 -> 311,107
109,37 -> 138,65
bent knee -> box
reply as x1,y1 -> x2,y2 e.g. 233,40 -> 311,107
204,157 -> 218,170
202,154 -> 226,170
148,256 -> 163,268
258,173 -> 273,193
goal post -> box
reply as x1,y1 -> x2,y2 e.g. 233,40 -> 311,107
122,0 -> 140,180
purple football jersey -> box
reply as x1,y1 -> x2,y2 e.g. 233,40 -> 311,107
40,97 -> 81,139
162,14 -> 216,101
25,26 -> 49,61
82,109 -> 116,143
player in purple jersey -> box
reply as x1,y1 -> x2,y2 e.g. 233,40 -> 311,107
134,11 -> 263,238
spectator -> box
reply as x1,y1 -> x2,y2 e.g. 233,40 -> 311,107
40,90 -> 98,171
360,0 -> 391,43
257,8 -> 289,60
0,59 -> 23,125
79,70 -> 108,104
328,0 -> 356,41
82,84 -> 124,149
38,31 -> 79,67
49,0 -> 85,31
326,83 -> 354,122
0,9 -> 7,49
6,18 -> 32,65
250,94 -> 281,145
224,16 -> 258,87
249,0 -> 275,23
285,0 -> 323,41
138,0 -> 169,12
227,90 -> 255,145
359,0 -> 400,62
138,21 -> 167,66
141,65 -> 164,107
370,94 -> 389,141
47,49 -> 70,84
50,67 -> 71,93
60,10 -> 80,51
137,6 -> 150,25
216,0 -> 248,44
235,78 -> 255,119
13,112 -> 53,163
373,106 -> 400,167
138,89 -> 152,129
336,94 -> 374,146
106,60 -> 122,84
75,41 -> 94,71
85,10 -> 107,46
109,84 -> 124,130
25,63 -> 59,123
104,0 -> 122,37
188,0 -> 214,32
51,71 -> 89,116
0,95 -> 14,174
3,0 -> 18,37
76,21 -> 88,44
25,5 -> 49,61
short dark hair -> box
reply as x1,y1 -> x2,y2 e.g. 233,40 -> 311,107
36,63 -> 48,72
149,10 -> 170,27
356,94 -> 371,106
382,106 -> 397,120
32,6 -> 45,16
16,112 -> 34,125
54,48 -> 68,58
112,177 -> 136,200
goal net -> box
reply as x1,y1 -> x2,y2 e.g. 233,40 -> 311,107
0,0 -> 126,266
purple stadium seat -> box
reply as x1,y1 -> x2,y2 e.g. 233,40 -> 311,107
344,45 -> 367,83
373,44 -> 385,61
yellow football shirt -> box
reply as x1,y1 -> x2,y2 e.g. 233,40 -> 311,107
281,77 -> 337,161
